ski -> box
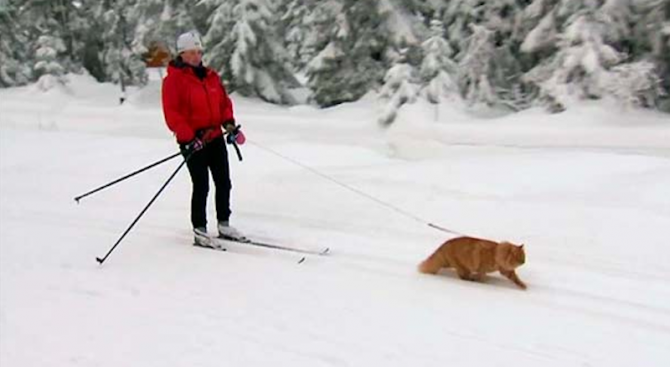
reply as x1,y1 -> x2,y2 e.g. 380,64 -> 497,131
190,232 -> 330,264
217,235 -> 330,257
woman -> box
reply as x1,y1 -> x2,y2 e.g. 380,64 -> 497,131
161,31 -> 246,247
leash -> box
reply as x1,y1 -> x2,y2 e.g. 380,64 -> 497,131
248,140 -> 465,237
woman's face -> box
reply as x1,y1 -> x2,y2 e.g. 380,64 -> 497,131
181,49 -> 203,67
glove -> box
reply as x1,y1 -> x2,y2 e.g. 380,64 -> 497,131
222,119 -> 236,134
233,129 -> 246,145
180,137 -> 204,157
225,125 -> 246,145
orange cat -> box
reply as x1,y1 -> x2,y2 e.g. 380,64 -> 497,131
418,236 -> 527,289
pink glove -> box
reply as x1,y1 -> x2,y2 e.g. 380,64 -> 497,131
226,125 -> 246,145
234,129 -> 246,145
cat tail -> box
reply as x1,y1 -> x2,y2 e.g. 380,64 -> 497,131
418,250 -> 444,274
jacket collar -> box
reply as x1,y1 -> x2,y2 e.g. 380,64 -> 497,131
168,56 -> 211,80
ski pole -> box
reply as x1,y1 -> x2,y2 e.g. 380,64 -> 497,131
74,151 -> 181,203
95,157 -> 189,265
231,141 -> 243,161
225,126 -> 244,162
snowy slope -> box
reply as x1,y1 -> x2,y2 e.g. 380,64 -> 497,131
1,74 -> 669,367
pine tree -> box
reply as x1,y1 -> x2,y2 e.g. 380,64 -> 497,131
378,48 -> 419,126
0,3 -> 31,87
457,24 -> 498,106
443,0 -> 483,56
400,0 -> 443,21
306,0 -> 390,107
634,0 -> 670,110
516,0 -> 555,39
445,0 -> 530,109
130,0 -> 196,55
379,0 -> 427,51
18,0 -> 95,75
519,1 -> 559,54
518,0 -> 670,111
98,0 -> 148,89
204,0 -> 298,104
420,17 -> 457,104
443,0 -> 524,54
600,0 -> 635,49
305,30 -> 350,106
344,0 -> 390,90
34,34 -> 67,91
660,3 -> 670,110
0,0 -> 667,114
1,0 -> 86,87
278,0 -> 316,71
603,60 -> 662,108
524,7 -> 624,110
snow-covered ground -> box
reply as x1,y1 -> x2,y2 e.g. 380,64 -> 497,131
1,74 -> 669,367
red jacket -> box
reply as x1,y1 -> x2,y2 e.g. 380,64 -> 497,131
162,61 -> 234,143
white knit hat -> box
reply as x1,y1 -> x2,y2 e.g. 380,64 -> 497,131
176,31 -> 203,53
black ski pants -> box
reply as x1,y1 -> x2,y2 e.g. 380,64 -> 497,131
183,136 -> 231,229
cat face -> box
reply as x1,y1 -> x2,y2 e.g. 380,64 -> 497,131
509,244 -> 525,267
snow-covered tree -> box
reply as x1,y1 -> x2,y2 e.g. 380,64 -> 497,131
130,0 -> 196,55
457,24 -> 498,106
306,0 -> 390,107
0,4 -> 31,87
518,0 -> 670,111
16,0 -> 96,75
98,0 -> 148,88
0,45 -> 28,88
444,0 -> 524,56
603,60 -> 663,108
285,0 -> 341,74
444,1 -> 530,109
420,17 -> 457,104
524,9 -> 623,110
278,0 -> 317,71
34,35 -> 67,91
519,5 -> 559,54
661,17 -> 670,110
305,35 -> 350,107
204,0 -> 298,104
378,49 -> 419,126
344,0 -> 390,86
634,0 -> 670,110
600,0 -> 635,46
516,0 -> 555,40
0,0 -> 667,114
379,0 -> 428,52
443,0 -> 482,55
398,0 -> 443,21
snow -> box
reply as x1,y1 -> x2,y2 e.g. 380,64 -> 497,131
1,73 -> 670,366
307,42 -> 343,71
521,12 -> 556,53
379,0 -> 420,45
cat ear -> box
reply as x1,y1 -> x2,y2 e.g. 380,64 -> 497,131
519,244 -> 524,249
